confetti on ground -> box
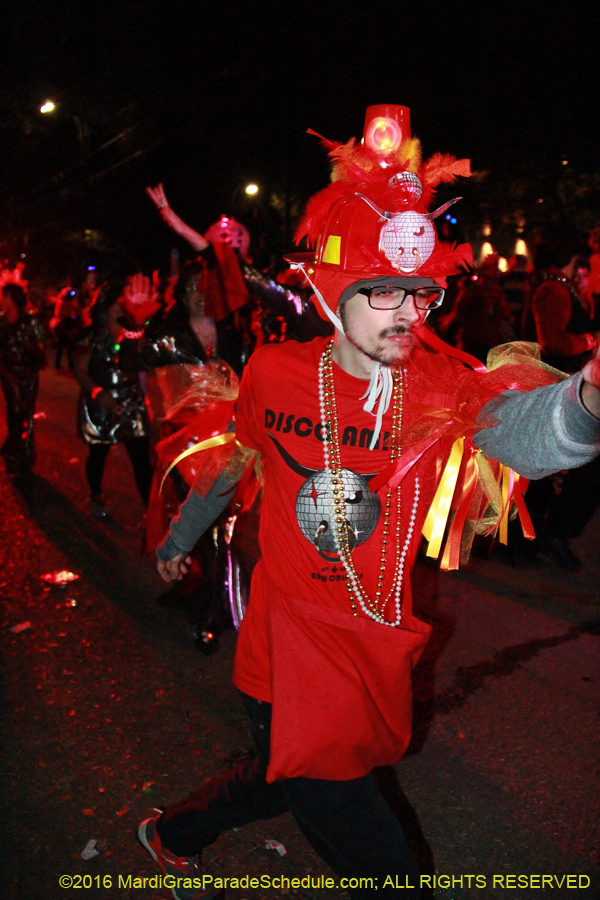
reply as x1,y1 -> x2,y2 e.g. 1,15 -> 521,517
265,839 -> 287,857
9,621 -> 32,633
41,570 -> 80,586
81,839 -> 99,860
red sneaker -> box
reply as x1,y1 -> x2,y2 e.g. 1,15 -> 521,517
138,816 -> 222,900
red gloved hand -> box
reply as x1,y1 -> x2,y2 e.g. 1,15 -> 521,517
121,273 -> 161,327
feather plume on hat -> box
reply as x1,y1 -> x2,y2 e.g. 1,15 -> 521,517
296,130 -> 471,267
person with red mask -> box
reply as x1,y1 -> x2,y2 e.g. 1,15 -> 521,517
138,106 -> 600,900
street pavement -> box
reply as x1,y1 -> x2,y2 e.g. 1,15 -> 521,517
1,364 -> 599,900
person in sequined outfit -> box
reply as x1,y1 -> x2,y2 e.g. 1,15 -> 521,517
0,283 -> 46,475
72,283 -> 153,518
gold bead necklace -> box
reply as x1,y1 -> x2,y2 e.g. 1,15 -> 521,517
318,340 -> 420,626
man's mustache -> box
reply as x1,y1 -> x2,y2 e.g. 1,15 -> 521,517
379,325 -> 414,338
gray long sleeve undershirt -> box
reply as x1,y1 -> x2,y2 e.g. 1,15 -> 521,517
473,372 -> 600,478
156,474 -> 234,561
157,373 -> 600,561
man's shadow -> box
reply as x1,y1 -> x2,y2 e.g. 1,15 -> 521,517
9,472 -> 170,637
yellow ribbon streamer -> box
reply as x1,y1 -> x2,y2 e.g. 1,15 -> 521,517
159,432 -> 240,493
498,464 -> 512,545
422,436 -> 464,558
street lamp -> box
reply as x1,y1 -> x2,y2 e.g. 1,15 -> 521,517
37,100 -> 89,160
245,183 -> 259,196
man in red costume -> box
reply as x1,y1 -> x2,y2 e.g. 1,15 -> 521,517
138,107 -> 600,900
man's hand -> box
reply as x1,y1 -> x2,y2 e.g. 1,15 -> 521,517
581,341 -> 600,419
157,553 -> 192,582
146,183 -> 170,212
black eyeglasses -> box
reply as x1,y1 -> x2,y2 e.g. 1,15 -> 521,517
357,285 -> 445,311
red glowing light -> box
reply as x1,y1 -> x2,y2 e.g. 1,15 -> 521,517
365,117 -> 402,153
362,105 -> 410,155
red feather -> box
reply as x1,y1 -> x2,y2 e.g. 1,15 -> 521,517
294,182 -> 351,246
421,154 -> 471,187
306,129 -> 341,153
425,243 -> 473,276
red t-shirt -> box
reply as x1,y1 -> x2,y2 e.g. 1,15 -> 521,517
229,336 -> 563,780
233,336 -> 471,704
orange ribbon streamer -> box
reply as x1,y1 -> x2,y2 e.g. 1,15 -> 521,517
422,440 -> 536,570
512,473 -> 535,540
440,445 -> 480,570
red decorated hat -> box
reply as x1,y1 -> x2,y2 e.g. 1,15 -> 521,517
293,105 -> 473,317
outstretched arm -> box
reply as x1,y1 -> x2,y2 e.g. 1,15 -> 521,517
474,364 -> 600,480
581,343 -> 600,417
146,183 -> 209,253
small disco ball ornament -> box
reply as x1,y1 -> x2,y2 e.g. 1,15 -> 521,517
387,171 -> 423,203
295,468 -> 380,559
379,212 -> 436,274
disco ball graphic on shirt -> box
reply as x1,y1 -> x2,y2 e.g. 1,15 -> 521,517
295,468 -> 381,560
379,211 -> 436,274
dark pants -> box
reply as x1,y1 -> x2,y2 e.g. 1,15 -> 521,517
546,456 -> 600,539
1,371 -> 38,472
157,693 -> 420,899
85,437 -> 153,506
524,457 -> 600,541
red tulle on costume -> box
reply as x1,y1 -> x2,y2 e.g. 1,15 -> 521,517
371,339 -> 568,569
144,361 -> 259,553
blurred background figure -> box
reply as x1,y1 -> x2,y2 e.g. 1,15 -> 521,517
123,260 -> 219,448
530,252 -> 597,373
118,267 -> 252,652
0,282 -> 46,476
146,185 -> 250,375
515,233 -> 600,570
438,254 -> 515,362
587,227 -> 600,298
146,183 -> 332,373
50,286 -> 84,372
501,253 -> 530,336
72,283 -> 153,518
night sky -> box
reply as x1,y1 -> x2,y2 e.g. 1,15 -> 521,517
1,0 -> 598,280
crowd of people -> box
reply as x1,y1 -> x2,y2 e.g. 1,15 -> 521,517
2,200 -> 598,572
1,103 -> 600,900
